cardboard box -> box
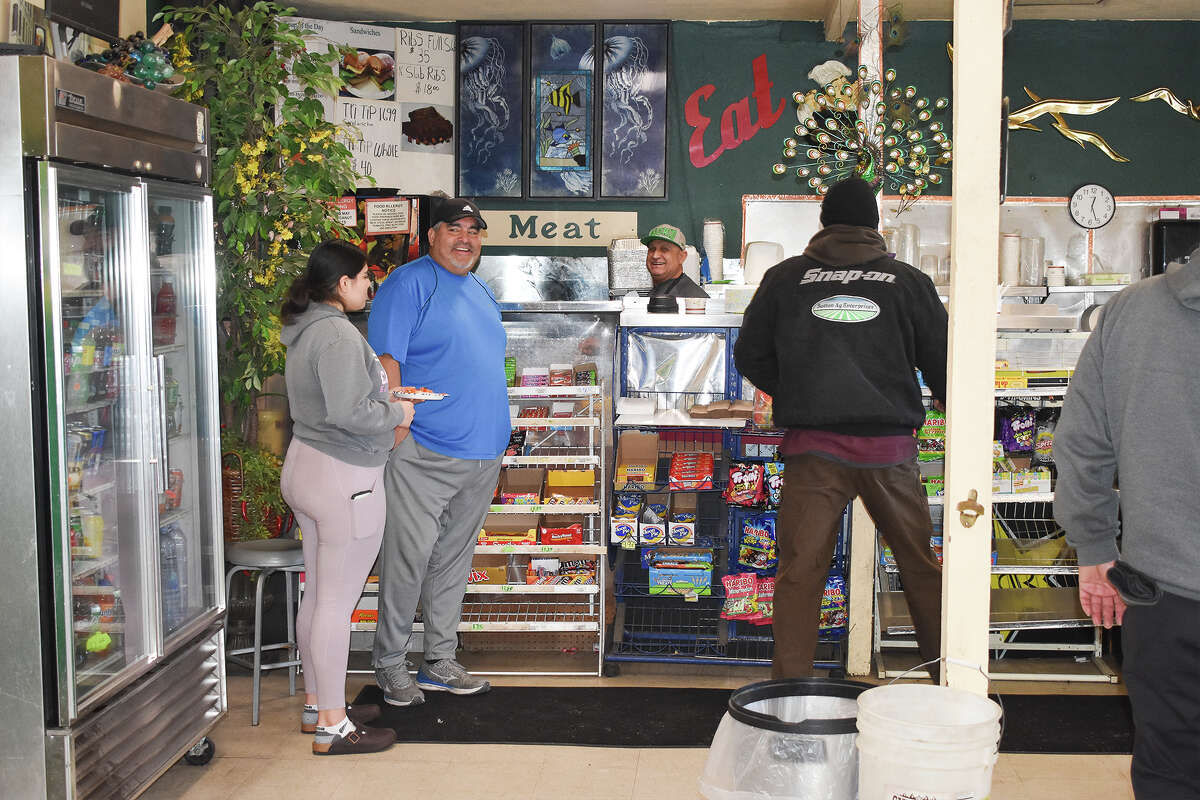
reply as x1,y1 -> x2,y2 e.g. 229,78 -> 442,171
350,595 -> 378,624
614,432 -> 659,490
992,472 -> 1013,493
668,453 -> 714,491
610,517 -> 638,545
540,514 -> 584,546
649,565 -> 712,596
478,513 -> 540,544
498,468 -> 544,504
544,469 -> 596,505
640,491 -> 669,545
668,492 -> 698,546
1011,469 -> 1052,493
466,565 -> 508,584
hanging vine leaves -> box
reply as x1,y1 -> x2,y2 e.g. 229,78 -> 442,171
160,1 -> 366,439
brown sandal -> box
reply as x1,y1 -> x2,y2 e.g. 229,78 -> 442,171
312,723 -> 395,756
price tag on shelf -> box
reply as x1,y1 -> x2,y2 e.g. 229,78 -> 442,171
470,623 -> 484,631
621,537 -> 636,550
500,545 -> 516,553
539,545 -> 555,552
684,590 -> 699,603
500,585 -> 515,592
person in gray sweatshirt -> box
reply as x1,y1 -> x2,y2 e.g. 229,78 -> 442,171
1054,257 -> 1200,800
278,240 -> 414,756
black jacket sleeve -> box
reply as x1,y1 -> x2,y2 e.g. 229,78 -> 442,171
912,276 -> 948,405
733,269 -> 781,396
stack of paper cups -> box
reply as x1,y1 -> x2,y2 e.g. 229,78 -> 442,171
703,219 -> 724,281
999,233 -> 1021,285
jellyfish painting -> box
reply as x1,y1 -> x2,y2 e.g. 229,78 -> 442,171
549,36 -> 570,60
581,35 -> 653,165
460,35 -> 510,165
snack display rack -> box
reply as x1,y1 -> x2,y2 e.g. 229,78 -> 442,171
872,330 -> 1118,682
604,317 -> 849,674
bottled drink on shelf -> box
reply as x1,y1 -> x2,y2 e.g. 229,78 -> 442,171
155,206 -> 175,256
153,277 -> 177,346
159,522 -> 188,633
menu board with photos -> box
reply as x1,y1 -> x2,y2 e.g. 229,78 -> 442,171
284,17 -> 455,194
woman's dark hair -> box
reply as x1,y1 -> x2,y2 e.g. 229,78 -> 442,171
280,239 -> 367,323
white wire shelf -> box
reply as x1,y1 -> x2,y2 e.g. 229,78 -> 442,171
502,455 -> 600,466
66,398 -> 116,415
465,584 -> 600,595
487,503 -> 600,515
510,417 -> 600,429
355,581 -> 600,594
351,601 -> 600,633
927,492 -> 1054,505
508,385 -> 601,397
1047,284 -> 1127,294
475,543 -> 606,555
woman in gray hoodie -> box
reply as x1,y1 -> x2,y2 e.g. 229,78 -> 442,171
278,240 -> 414,755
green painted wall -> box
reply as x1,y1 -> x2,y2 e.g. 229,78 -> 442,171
479,19 -> 1200,257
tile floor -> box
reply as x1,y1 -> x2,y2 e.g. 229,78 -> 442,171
141,664 -> 1136,800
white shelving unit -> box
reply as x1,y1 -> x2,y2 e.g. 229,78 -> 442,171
335,385 -> 607,677
874,333 -> 1118,683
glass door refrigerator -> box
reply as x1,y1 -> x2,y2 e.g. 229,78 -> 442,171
0,56 -> 225,799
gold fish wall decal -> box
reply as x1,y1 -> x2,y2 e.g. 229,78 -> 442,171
1131,87 -> 1200,122
1018,88 -> 1129,162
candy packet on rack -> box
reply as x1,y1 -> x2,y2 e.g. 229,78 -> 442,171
764,461 -> 785,507
749,577 -> 775,625
819,573 -> 848,632
720,572 -> 758,620
917,408 -> 946,461
738,513 -> 777,571
723,461 -> 765,506
998,406 -> 1036,453
613,492 -> 643,519
1031,407 -> 1059,470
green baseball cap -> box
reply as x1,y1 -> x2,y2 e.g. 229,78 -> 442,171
641,223 -> 687,249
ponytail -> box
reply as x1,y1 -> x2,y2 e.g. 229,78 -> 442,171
279,239 -> 367,324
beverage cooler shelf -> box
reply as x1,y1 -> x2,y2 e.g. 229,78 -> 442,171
75,650 -> 125,685
66,398 -> 115,416
153,343 -> 185,355
74,621 -> 124,633
72,553 -> 119,580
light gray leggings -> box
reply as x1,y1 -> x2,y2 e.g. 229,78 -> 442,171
281,438 -> 386,711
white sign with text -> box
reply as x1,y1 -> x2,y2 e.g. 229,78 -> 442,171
480,210 -> 638,247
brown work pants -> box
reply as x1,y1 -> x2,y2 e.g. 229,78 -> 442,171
771,453 -> 943,678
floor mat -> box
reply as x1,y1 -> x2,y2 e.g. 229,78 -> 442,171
352,685 -> 1133,753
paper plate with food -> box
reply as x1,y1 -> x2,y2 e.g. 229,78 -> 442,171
391,386 -> 448,401
340,50 -> 396,100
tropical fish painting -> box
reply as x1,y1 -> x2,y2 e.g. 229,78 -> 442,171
548,81 -> 582,117
534,70 -> 591,176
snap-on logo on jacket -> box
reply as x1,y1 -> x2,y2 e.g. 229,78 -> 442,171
812,295 -> 880,323
800,267 -> 896,285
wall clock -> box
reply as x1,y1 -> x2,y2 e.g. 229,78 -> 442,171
1069,183 -> 1115,229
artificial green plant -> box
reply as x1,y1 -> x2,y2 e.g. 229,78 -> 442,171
161,0 -> 363,441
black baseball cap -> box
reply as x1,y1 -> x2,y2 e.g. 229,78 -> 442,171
432,197 -> 487,229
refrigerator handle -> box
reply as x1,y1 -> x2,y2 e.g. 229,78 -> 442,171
154,354 -> 170,493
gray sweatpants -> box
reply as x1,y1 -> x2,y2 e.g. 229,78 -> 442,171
373,435 -> 503,667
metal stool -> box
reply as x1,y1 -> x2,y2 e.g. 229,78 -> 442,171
224,538 -> 305,725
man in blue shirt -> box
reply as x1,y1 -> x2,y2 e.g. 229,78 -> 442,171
367,197 -> 510,705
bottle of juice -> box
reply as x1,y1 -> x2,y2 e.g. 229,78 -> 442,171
153,277 -> 176,346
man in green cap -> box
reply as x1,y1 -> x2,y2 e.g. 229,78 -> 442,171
642,223 -> 708,298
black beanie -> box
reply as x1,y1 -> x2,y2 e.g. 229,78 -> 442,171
819,177 -> 880,229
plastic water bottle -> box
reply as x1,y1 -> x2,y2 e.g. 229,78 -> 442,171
159,523 -> 188,632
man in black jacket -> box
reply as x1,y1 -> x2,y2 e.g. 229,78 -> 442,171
734,177 -> 948,679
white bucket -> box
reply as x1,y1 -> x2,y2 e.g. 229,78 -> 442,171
855,684 -> 1002,800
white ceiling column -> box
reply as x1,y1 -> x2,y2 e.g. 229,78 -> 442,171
942,0 -> 1004,696
845,0 -> 885,679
